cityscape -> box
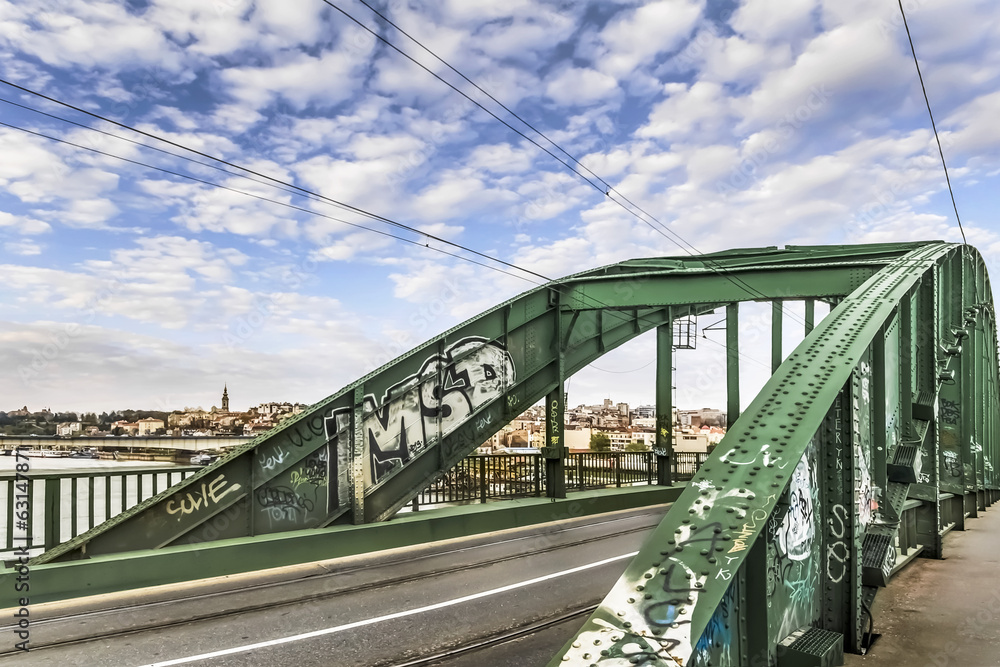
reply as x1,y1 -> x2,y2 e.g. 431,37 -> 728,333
1,384 -> 727,458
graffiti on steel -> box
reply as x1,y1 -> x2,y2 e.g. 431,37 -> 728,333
325,337 -> 515,487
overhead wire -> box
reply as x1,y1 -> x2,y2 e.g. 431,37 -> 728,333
0,119 -> 543,286
0,86 -> 654,340
0,76 -> 553,286
897,0 -> 967,246
0,6 -> 808,339
333,0 -> 810,327
0,96 -> 311,204
0,81 -> 680,331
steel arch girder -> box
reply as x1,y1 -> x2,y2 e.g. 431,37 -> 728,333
549,242 -> 999,666
34,244 -> 952,564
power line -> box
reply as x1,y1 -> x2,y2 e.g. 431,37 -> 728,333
699,333 -> 772,371
897,0 -> 967,246
0,76 -> 552,286
0,87 -> 658,337
335,0 -> 809,326
0,96 -> 309,204
0,119 -> 544,286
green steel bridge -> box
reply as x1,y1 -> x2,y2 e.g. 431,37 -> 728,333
14,240 -> 999,666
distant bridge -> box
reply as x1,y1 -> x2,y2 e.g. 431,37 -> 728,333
0,435 -> 253,452
16,241 -> 997,666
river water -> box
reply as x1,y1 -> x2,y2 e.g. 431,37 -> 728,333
1,455 -> 196,556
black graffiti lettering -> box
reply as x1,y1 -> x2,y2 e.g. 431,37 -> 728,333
256,485 -> 315,522
679,521 -> 724,552
940,398 -> 960,425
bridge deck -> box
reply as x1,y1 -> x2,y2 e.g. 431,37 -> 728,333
845,506 -> 1000,667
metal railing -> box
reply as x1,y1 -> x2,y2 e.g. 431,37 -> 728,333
413,450 -> 709,509
1,466 -> 200,552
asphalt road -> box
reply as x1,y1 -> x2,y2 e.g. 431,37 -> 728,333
3,504 -> 669,667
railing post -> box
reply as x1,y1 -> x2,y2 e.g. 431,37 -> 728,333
479,456 -> 487,504
577,455 -> 584,491
727,302 -> 741,428
534,454 -> 540,497
44,477 -> 61,551
614,453 -> 622,488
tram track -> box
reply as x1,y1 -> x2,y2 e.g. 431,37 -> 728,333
387,604 -> 598,667
0,505 -> 667,658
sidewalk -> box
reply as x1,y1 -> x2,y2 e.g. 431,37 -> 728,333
845,503 -> 1000,667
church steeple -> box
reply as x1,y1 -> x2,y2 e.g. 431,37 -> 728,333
222,384 -> 230,412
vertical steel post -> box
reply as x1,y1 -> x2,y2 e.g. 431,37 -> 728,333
656,319 -> 673,485
479,456 -> 487,504
351,386 -> 366,524
771,300 -> 784,374
544,384 -> 566,499
44,478 -> 61,551
805,298 -> 815,335
727,302 -> 740,428
873,329 -> 887,494
819,384 -> 864,652
544,289 -> 567,499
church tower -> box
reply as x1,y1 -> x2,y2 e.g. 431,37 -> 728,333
222,384 -> 230,412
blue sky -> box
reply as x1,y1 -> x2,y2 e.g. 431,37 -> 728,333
1,0 -> 999,414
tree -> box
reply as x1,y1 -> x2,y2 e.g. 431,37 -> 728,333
625,440 -> 649,452
590,432 -> 611,452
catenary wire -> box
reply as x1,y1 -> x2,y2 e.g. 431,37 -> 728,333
0,119 -> 544,287
0,83 -> 696,334
0,96 -> 311,204
897,0 -> 967,246
0,74 -> 797,325
0,109 -> 647,334
0,77 -> 799,333
0,76 -> 553,286
331,0 -> 809,325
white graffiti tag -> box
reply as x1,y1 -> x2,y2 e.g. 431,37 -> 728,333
325,337 -> 515,486
776,452 -> 816,561
166,474 -> 243,520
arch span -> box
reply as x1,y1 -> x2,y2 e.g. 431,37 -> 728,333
550,241 -> 999,665
36,236 -> 996,667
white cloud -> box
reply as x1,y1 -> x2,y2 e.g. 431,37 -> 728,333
639,81 -> 731,141
0,211 -> 51,234
221,47 -> 371,110
592,0 -> 705,77
467,143 -> 535,174
545,67 -> 621,106
1,1 -> 185,70
4,239 -> 41,255
730,0 -> 817,42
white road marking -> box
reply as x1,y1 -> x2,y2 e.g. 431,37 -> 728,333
139,551 -> 639,666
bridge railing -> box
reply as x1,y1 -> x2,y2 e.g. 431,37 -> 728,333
412,451 -> 707,509
1,466 -> 200,554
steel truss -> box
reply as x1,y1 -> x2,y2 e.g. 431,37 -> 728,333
35,241 -> 998,667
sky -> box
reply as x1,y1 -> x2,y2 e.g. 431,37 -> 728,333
1,0 -> 999,415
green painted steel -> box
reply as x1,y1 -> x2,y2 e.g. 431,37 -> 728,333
549,242 -> 999,666
4,486 -> 683,605
33,240 -> 993,605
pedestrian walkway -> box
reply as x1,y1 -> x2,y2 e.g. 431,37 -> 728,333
845,505 -> 1000,667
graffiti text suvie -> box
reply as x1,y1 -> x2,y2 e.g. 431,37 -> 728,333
165,474 -> 242,520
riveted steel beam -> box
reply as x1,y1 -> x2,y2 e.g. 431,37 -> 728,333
35,242 -> 997,579
549,242 -> 1000,666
